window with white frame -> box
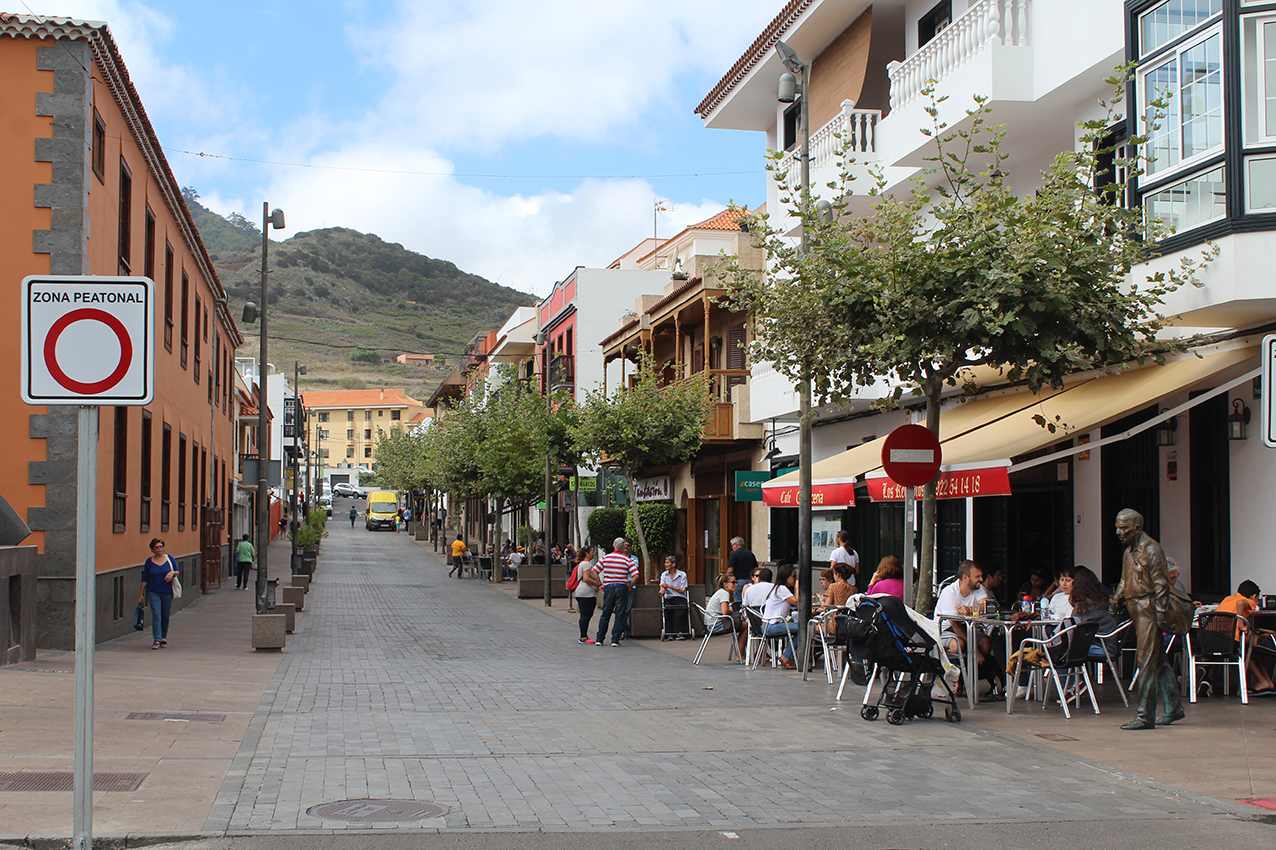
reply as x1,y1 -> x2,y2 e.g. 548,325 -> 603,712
1141,27 -> 1224,178
1140,0 -> 1222,57
1144,165 -> 1227,233
1241,14 -> 1276,145
1246,155 -> 1276,211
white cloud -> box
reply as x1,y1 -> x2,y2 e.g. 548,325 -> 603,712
352,0 -> 780,150
255,139 -> 726,296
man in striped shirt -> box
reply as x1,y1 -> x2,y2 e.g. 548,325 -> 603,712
594,537 -> 639,646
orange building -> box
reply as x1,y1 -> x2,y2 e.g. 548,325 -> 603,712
0,14 -> 242,648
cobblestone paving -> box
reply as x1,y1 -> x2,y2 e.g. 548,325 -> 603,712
206,521 -> 1227,833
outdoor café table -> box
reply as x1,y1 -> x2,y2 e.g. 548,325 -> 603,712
949,614 -> 1056,712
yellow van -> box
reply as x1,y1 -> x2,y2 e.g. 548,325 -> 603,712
365,490 -> 399,531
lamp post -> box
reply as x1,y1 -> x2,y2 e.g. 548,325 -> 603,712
244,202 -> 286,616
289,362 -> 306,573
535,330 -> 553,606
777,39 -> 815,652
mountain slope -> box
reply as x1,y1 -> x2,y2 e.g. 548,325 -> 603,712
186,190 -> 536,398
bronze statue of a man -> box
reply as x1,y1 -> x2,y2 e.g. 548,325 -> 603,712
1112,508 -> 1185,730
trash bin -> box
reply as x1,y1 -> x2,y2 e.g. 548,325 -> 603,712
266,578 -> 278,610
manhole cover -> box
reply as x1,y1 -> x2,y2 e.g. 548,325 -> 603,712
1035,733 -> 1080,742
0,772 -> 147,792
308,799 -> 449,823
126,712 -> 226,722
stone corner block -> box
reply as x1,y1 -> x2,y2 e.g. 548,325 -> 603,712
251,614 -> 285,650
280,585 -> 305,612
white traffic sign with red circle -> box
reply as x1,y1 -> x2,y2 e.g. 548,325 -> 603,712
22,276 -> 154,405
881,423 -> 942,487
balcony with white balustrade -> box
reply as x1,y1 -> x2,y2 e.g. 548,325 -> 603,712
875,0 -> 1124,173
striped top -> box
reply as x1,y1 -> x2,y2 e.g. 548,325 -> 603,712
597,551 -> 638,586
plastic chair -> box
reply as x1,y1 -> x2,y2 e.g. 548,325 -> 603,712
691,602 -> 737,665
743,606 -> 795,669
1008,622 -> 1101,718
1187,611 -> 1249,704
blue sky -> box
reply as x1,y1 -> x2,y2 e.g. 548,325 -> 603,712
27,0 -> 783,296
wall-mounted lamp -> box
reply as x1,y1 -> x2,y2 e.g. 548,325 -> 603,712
1228,399 -> 1251,441
1155,410 -> 1177,447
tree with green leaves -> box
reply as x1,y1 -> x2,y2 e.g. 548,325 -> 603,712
571,359 -> 711,579
723,75 -> 1213,612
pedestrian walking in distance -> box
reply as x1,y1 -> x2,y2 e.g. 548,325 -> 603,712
234,533 -> 254,590
349,505 -> 357,527
138,538 -> 178,650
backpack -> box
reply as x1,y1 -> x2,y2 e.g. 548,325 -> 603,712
566,563 -> 581,592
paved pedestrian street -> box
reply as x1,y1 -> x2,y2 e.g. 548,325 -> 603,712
203,520 -> 1250,834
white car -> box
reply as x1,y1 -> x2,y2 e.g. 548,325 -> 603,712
331,483 -> 365,498
316,495 -> 333,516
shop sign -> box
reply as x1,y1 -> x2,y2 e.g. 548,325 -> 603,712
634,476 -> 672,502
865,465 -> 1011,501
568,476 -> 598,492
734,471 -> 770,501
760,481 -> 856,508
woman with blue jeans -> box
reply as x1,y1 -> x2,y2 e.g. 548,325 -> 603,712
761,564 -> 800,669
138,537 -> 178,649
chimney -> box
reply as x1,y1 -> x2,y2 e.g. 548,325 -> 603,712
380,389 -> 385,400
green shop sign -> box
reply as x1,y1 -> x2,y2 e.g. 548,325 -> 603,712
734,471 -> 771,502
567,476 -> 597,492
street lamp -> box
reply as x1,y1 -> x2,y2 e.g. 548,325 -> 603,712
290,362 -> 306,573
776,39 -> 815,651
242,203 -> 286,618
534,329 -> 553,606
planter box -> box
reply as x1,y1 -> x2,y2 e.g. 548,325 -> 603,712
627,585 -> 706,638
291,574 -> 310,593
252,614 -> 286,651
275,602 -> 296,633
517,563 -> 570,599
280,585 -> 305,612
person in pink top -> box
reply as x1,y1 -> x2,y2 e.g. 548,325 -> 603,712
866,556 -> 906,600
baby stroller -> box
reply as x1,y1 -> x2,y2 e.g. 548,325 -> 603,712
844,594 -> 961,725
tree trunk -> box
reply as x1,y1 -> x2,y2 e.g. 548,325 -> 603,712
573,471 -> 583,549
915,385 -> 943,615
492,497 -> 504,583
625,473 -> 653,581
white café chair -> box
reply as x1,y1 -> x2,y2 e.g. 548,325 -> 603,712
691,602 -> 738,665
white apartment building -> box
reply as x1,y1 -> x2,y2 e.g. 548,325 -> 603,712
697,0 -> 1276,600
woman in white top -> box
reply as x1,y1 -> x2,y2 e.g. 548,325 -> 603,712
572,547 -> 600,644
829,530 -> 859,588
760,564 -> 800,669
1043,567 -> 1075,621
704,573 -> 746,662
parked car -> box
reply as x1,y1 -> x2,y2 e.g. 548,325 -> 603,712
331,482 -> 365,498
316,495 -> 333,516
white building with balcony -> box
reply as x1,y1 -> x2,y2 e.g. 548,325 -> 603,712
698,0 -> 1276,600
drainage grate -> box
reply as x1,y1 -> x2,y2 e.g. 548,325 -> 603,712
1035,733 -> 1080,742
0,772 -> 147,792
307,799 -> 449,823
126,711 -> 226,722
3,666 -> 73,675
1240,798 -> 1276,811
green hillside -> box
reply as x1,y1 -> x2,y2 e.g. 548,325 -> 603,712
185,189 -> 536,400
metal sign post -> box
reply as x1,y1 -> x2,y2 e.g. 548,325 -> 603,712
1263,334 -> 1276,448
22,275 -> 155,850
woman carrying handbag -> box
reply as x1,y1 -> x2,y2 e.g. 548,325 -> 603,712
138,537 -> 180,649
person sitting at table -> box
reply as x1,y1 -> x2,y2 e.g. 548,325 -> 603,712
704,573 -> 747,662
759,564 -> 800,669
1217,580 -> 1276,696
823,565 -> 856,609
866,556 -> 905,599
506,546 -> 524,580
982,565 -> 1006,608
1042,567 -> 1075,621
1068,565 -> 1119,658
1018,566 -> 1053,604
934,560 -> 997,695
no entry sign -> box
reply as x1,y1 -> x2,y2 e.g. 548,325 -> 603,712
21,276 -> 154,405
881,424 -> 942,487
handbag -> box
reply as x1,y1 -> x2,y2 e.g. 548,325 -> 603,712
168,556 -> 183,599
133,605 -> 145,631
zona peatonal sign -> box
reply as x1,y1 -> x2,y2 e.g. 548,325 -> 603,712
21,276 -> 155,406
